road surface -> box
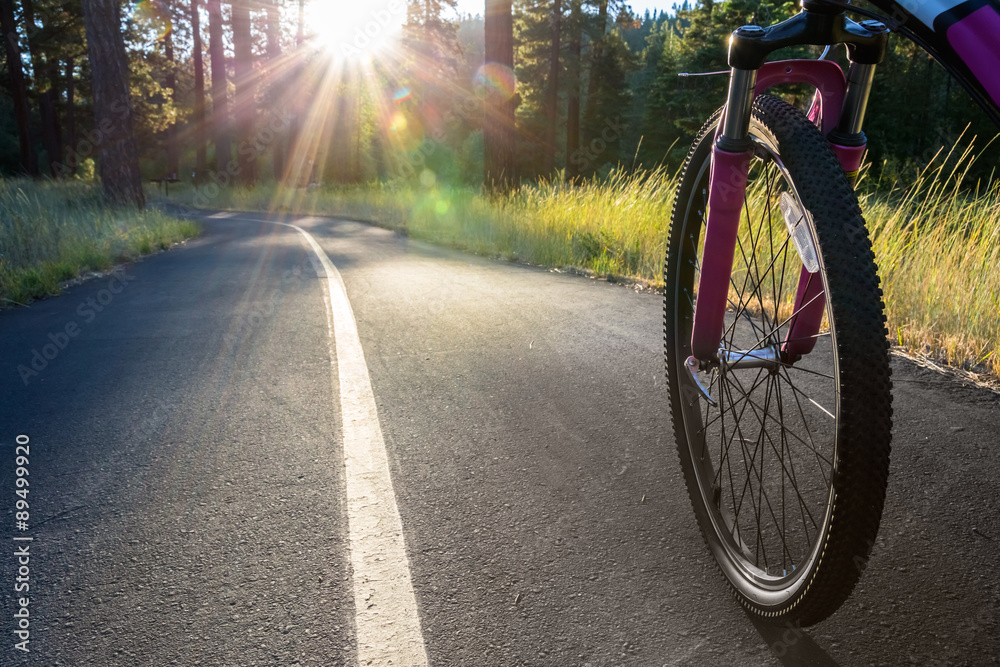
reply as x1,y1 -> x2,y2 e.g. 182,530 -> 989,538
1,210 -> 997,666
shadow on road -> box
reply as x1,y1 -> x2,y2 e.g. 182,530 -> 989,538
747,611 -> 841,666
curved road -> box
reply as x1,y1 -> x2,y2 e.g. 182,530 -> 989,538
1,211 -> 998,666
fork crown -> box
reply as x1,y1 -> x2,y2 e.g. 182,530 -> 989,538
728,7 -> 888,72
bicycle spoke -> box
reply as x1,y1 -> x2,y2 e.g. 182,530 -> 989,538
685,160 -> 839,578
721,368 -> 823,562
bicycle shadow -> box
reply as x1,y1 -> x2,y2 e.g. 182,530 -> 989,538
746,612 -> 841,666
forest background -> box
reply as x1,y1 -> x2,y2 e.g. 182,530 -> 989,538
1,0 -> 996,188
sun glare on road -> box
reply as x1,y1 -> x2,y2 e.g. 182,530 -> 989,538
305,0 -> 405,61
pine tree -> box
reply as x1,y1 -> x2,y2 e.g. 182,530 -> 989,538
231,0 -> 256,185
565,0 -> 582,179
80,0 -> 145,208
206,0 -> 230,176
543,0 -> 561,174
264,0 -> 283,182
22,0 -> 78,177
484,0 -> 517,192
190,0 -> 206,180
0,0 -> 37,175
162,0 -> 179,178
581,0 -> 608,148
639,22 -> 686,166
404,0 -> 461,81
400,0 -> 463,178
578,28 -> 635,173
512,0 -> 563,177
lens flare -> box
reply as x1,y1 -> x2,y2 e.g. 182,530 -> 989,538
387,111 -> 424,152
390,112 -> 408,132
412,189 -> 454,225
474,63 -> 516,101
393,87 -> 412,103
131,1 -> 173,40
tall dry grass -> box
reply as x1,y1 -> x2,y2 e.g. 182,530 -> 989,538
862,141 -> 1000,374
0,179 -> 200,306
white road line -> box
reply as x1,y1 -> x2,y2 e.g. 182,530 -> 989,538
271,218 -> 429,667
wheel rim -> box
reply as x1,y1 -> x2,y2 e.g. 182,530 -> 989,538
673,133 -> 841,598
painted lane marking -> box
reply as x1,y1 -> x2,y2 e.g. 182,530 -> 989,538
265,217 -> 429,667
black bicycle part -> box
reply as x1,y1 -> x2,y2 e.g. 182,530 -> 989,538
728,7 -> 890,70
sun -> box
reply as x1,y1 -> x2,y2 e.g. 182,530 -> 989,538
305,0 -> 405,61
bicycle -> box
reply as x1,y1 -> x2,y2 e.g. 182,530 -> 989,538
663,0 -> 1000,625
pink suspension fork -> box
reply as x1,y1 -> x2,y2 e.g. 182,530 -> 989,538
690,146 -> 751,361
690,57 -> 873,365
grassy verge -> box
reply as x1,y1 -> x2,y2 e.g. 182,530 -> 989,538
861,143 -> 1000,376
0,179 -> 201,307
163,151 -> 999,378
158,166 -> 679,279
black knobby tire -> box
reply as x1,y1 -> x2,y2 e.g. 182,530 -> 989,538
664,95 -> 893,626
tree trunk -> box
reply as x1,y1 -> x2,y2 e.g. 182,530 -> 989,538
39,85 -> 61,176
80,0 -> 145,208
483,0 -> 517,193
544,0 -> 561,175
191,0 -> 206,180
19,0 -> 37,68
285,0 -> 306,185
566,0 -> 581,180
163,0 -> 179,178
21,0 -> 63,177
65,57 -> 76,175
265,1 -> 283,181
48,59 -> 63,172
583,0 -> 608,147
231,0 -> 256,186
22,0 -> 62,177
207,0 -> 231,177
0,0 -> 37,175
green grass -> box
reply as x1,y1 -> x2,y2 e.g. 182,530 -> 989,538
162,146 -> 1000,378
0,179 -> 201,307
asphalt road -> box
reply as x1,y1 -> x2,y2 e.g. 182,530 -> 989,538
1,210 -> 997,666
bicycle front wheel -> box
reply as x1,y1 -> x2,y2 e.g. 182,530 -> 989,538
664,95 -> 893,626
